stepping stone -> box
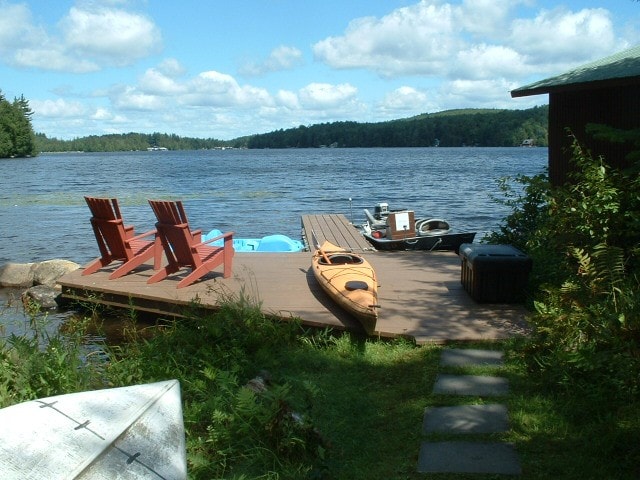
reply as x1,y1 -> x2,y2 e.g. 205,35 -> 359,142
440,348 -> 504,367
433,374 -> 509,396
423,404 -> 509,434
417,441 -> 521,475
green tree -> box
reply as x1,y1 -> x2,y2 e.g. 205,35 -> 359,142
0,90 -> 37,158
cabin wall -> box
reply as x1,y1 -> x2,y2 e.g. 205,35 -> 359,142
548,84 -> 640,185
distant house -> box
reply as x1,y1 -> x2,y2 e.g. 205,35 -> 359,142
511,45 -> 640,185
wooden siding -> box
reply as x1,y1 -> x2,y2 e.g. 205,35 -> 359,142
548,84 -> 640,185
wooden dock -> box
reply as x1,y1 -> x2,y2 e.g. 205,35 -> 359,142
301,214 -> 372,252
58,215 -> 530,344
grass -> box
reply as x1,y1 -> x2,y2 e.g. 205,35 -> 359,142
1,297 -> 639,479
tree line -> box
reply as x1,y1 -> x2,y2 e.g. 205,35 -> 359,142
2,88 -> 548,156
247,106 -> 549,149
0,90 -> 37,158
35,131 -> 243,153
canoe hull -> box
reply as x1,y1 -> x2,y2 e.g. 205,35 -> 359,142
363,232 -> 476,252
0,380 -> 186,479
312,241 -> 379,335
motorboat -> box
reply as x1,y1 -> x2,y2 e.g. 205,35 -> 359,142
359,202 -> 476,252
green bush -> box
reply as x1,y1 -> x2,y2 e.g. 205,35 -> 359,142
491,133 -> 640,406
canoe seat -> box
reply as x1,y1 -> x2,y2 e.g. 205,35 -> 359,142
346,280 -> 369,291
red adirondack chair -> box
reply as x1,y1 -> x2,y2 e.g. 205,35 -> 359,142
147,199 -> 234,288
83,196 -> 159,279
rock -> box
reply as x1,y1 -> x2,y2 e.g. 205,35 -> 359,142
33,259 -> 80,287
0,262 -> 36,287
22,285 -> 61,310
0,259 -> 80,288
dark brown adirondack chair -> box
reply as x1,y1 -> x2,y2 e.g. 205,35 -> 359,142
83,196 -> 159,279
147,199 -> 234,288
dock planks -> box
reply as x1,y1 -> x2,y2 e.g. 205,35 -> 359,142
301,214 -> 372,252
59,250 -> 530,344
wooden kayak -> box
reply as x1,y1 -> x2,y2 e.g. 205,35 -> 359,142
312,240 -> 379,335
0,379 -> 186,479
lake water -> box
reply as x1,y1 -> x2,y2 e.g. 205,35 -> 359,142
0,147 -> 547,266
0,147 -> 546,336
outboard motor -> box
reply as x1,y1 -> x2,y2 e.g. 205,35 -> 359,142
373,202 -> 389,220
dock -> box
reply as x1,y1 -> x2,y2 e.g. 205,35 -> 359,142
59,215 -> 530,344
301,214 -> 372,252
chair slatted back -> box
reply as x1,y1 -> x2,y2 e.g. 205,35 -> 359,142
148,200 -> 199,267
85,196 -> 129,260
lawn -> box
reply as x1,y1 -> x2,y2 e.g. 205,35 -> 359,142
1,299 -> 639,479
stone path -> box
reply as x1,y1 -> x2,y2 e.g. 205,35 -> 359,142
417,348 -> 522,475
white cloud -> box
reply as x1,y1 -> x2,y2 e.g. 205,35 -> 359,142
139,68 -> 186,95
298,83 -> 358,109
510,8 -> 617,65
0,2 -> 161,72
275,90 -> 301,110
182,71 -> 274,108
60,6 -> 162,66
240,45 -> 304,76
440,78 -> 516,108
31,98 -> 87,117
312,0 -> 621,81
111,86 -> 162,110
454,44 -> 526,79
0,3 -> 46,50
157,58 -> 186,77
379,86 -> 429,112
313,1 -> 463,77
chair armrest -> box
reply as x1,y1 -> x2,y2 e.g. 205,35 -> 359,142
191,229 -> 202,242
128,229 -> 157,242
199,231 -> 234,247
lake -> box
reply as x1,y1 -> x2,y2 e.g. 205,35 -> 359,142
0,147 -> 547,266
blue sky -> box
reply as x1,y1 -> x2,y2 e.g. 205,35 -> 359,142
1,0 -> 639,140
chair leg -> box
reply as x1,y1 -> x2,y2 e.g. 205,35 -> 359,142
109,251 -> 154,280
176,265 -> 210,288
147,264 -> 179,285
153,237 -> 163,270
223,248 -> 233,278
82,257 -> 112,276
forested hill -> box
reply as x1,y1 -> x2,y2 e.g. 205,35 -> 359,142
33,105 -> 548,153
35,132 -> 241,153
247,106 -> 549,149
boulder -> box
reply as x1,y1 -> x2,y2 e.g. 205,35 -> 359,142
0,259 -> 80,288
22,285 -> 61,310
0,262 -> 36,287
33,259 -> 80,287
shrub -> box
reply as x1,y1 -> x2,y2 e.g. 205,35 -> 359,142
491,133 -> 640,406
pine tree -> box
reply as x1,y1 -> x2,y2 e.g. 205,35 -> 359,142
0,89 -> 38,158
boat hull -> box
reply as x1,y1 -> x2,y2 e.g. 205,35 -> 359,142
363,232 -> 476,252
0,380 -> 186,479
312,241 -> 379,335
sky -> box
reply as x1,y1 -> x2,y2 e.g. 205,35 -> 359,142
1,0 -> 639,141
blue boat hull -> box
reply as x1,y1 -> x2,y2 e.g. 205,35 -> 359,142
203,230 -> 305,252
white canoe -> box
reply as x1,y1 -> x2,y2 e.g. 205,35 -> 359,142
0,379 -> 186,479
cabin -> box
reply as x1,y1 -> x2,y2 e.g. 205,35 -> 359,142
511,45 -> 640,186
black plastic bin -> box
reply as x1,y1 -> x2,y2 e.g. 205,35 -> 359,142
459,243 -> 532,303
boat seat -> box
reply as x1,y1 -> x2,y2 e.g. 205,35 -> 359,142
345,280 -> 369,291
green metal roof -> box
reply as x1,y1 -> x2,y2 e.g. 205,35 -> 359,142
511,44 -> 640,97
